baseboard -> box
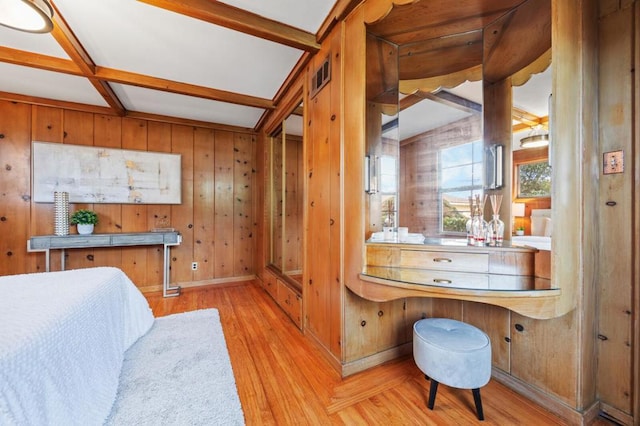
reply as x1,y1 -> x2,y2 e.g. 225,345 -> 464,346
140,275 -> 257,294
599,402 -> 634,425
491,368 -> 591,425
304,329 -> 343,373
179,275 -> 256,289
341,342 -> 413,377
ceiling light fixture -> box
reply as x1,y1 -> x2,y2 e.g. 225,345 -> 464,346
0,0 -> 54,33
520,125 -> 549,148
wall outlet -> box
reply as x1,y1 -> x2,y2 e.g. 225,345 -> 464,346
191,262 -> 198,271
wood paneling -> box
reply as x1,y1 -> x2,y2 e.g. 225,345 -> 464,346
193,127 -> 215,280
233,132 -> 255,277
0,100 -> 257,290
62,110 -> 96,271
0,102 -> 31,276
214,130 -> 235,278
146,121 -> 173,286
597,2 -> 634,417
120,118 -> 149,285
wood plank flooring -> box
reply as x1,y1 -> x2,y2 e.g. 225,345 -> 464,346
144,281 -> 605,425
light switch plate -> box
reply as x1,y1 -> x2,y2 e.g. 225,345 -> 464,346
603,150 -> 624,174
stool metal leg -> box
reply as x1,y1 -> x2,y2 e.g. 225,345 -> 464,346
427,379 -> 439,410
472,388 -> 484,421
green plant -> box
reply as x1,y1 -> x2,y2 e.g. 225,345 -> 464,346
70,209 -> 98,225
517,226 -> 525,231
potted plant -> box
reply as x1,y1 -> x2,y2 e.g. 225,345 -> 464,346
70,209 -> 98,235
515,226 -> 525,236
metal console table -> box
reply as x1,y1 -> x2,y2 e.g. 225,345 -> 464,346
27,231 -> 182,297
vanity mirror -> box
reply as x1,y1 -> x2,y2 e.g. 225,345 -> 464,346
354,0 -> 571,318
365,0 -> 551,242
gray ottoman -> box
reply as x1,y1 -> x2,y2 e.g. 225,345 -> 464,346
413,318 -> 492,420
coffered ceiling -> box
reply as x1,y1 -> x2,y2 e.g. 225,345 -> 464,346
0,0 -> 549,140
0,0 -> 358,131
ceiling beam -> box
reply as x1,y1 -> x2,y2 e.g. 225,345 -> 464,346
402,89 -> 481,114
0,46 -> 82,75
50,1 -> 125,115
95,67 -> 273,110
138,0 -> 320,52
0,46 -> 273,110
0,91 -> 114,115
125,110 -> 254,133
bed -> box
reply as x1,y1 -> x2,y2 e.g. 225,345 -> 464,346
0,267 -> 154,425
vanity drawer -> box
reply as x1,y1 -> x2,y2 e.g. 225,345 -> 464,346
400,250 -> 489,273
412,270 -> 489,289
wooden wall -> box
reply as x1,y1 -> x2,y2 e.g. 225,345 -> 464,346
0,100 -> 257,291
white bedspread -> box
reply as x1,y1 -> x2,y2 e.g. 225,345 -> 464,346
0,267 -> 154,425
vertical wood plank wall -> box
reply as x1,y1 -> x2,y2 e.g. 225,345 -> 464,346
0,101 -> 257,291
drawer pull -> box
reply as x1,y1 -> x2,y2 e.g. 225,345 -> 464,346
433,258 -> 452,263
433,278 -> 452,284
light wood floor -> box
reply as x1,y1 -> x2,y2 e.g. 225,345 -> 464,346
144,281 -> 612,426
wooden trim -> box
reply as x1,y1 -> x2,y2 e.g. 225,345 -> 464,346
0,46 -> 274,111
0,46 -> 82,75
340,343 -> 412,377
139,0 -> 320,52
124,110 -> 255,133
0,91 -> 114,115
95,67 -> 274,110
354,274 -> 563,319
261,73 -> 305,136
51,3 -> 125,115
633,2 -> 640,422
316,0 -> 364,43
491,367 -> 592,424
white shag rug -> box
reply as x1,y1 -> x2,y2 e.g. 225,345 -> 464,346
105,309 -> 245,425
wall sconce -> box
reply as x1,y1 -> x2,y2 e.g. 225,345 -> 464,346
485,144 -> 504,190
0,0 -> 54,33
512,202 -> 525,218
364,155 -> 378,194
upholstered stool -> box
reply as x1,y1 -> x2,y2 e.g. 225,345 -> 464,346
413,318 -> 491,420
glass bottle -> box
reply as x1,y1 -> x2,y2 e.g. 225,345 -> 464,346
488,214 -> 505,247
466,197 -> 475,245
466,216 -> 474,245
472,206 -> 487,246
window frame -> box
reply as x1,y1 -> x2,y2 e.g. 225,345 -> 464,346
512,145 -> 551,202
438,140 -> 484,235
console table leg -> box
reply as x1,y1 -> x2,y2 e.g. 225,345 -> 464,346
163,244 -> 180,298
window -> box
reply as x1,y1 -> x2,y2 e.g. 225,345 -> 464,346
439,140 -> 484,233
379,155 -> 397,227
517,160 -> 551,198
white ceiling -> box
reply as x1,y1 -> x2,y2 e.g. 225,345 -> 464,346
0,0 -> 550,137
397,68 -> 552,144
0,0 -> 339,129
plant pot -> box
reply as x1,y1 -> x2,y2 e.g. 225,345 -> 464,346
515,230 -> 524,236
77,224 -> 94,235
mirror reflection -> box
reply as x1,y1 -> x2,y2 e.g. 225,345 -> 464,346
269,102 -> 304,283
366,0 -> 552,246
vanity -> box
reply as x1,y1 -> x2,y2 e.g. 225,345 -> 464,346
357,239 -> 556,319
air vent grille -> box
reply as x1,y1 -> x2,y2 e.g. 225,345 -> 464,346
310,55 -> 331,98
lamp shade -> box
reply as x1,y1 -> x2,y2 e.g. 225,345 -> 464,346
512,202 -> 526,217
520,133 -> 549,148
0,0 -> 54,33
